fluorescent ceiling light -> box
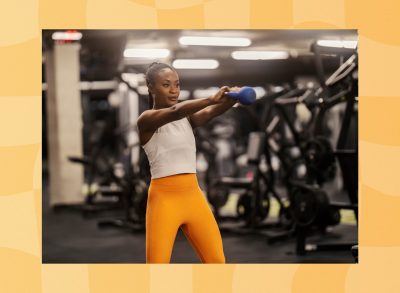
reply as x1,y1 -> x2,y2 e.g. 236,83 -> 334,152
193,87 -> 219,99
179,36 -> 251,47
317,40 -> 358,49
173,59 -> 219,69
231,51 -> 289,60
52,31 -> 82,41
124,48 -> 170,58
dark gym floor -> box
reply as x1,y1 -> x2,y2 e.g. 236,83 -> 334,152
42,175 -> 358,264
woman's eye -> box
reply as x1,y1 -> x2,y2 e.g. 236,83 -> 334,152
163,84 -> 169,87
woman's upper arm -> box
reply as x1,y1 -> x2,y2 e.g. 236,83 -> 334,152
137,109 -> 180,145
137,108 -> 178,133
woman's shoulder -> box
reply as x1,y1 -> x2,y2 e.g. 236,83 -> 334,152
137,111 -> 150,135
137,110 -> 154,126
138,109 -> 152,119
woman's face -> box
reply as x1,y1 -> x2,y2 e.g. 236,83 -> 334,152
149,68 -> 180,108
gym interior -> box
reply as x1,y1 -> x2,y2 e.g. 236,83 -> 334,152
42,29 -> 358,263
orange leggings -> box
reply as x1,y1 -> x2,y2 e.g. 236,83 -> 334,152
146,173 -> 225,263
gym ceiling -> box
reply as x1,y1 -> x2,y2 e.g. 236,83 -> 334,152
42,29 -> 357,91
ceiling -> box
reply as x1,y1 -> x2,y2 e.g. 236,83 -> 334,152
42,29 -> 357,91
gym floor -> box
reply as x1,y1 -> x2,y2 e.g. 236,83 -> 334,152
42,175 -> 358,264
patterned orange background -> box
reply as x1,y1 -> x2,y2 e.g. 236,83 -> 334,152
1,0 -> 399,292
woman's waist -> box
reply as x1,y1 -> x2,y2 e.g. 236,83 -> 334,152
150,173 -> 199,189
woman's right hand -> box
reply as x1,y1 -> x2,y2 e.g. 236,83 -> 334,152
209,86 -> 230,105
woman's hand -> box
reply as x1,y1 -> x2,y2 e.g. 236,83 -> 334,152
209,86 -> 230,105
228,86 -> 241,93
222,86 -> 241,105
209,86 -> 243,105
189,86 -> 241,128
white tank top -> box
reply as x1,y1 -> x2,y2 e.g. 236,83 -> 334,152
142,118 -> 197,179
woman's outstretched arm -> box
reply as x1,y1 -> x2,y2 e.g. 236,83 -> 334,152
137,86 -> 229,144
188,87 -> 239,128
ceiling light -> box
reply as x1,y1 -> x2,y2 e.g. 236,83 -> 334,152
231,51 -> 289,60
124,48 -> 170,58
193,87 -> 219,99
317,40 -> 358,49
172,59 -> 219,69
52,31 -> 82,41
179,36 -> 251,47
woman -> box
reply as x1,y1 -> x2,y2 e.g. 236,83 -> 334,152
137,62 -> 238,264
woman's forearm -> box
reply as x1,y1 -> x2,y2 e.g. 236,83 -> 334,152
206,99 -> 237,120
186,96 -> 237,128
173,97 -> 214,119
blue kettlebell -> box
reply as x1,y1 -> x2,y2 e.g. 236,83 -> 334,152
225,87 -> 256,105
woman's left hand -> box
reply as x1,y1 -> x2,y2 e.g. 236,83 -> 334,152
228,86 -> 241,93
222,86 -> 241,104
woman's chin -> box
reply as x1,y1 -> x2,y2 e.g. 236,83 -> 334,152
168,99 -> 178,105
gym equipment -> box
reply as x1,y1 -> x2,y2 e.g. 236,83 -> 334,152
97,143 -> 148,231
209,97 -> 295,232
69,142 -> 148,228
303,136 -> 336,184
256,47 -> 358,256
310,41 -> 357,99
68,110 -> 149,232
211,131 -> 289,230
67,110 -> 124,216
216,132 -> 270,228
236,180 -> 271,225
67,155 -> 123,216
296,50 -> 358,255
290,184 -> 341,228
207,180 -> 230,211
225,86 -> 256,105
194,118 -> 242,216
